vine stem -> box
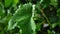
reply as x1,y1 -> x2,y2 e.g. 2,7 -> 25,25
40,9 -> 51,25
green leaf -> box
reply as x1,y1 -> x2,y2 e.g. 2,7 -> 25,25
0,3 -> 4,16
51,23 -> 57,28
5,0 -> 13,7
57,9 -> 60,17
12,0 -> 19,6
0,3 -> 5,20
8,3 -> 36,34
13,0 -> 19,5
50,0 -> 58,7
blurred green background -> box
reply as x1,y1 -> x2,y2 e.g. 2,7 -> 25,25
0,0 -> 60,34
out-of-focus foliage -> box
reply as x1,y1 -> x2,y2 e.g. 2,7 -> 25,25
0,0 -> 60,34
